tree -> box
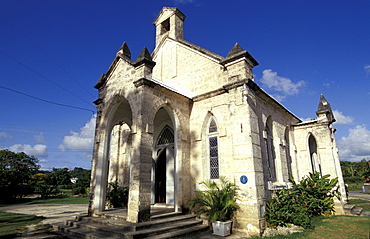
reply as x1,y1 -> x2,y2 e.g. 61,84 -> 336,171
71,167 -> 91,195
49,167 -> 71,186
341,159 -> 370,179
358,158 -> 370,177
0,149 -> 40,201
30,172 -> 61,198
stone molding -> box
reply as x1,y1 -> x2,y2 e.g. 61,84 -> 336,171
133,78 -> 158,88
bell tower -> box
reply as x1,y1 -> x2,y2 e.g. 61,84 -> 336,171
153,7 -> 186,47
316,94 -> 336,123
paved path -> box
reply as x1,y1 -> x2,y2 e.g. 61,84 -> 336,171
348,191 -> 370,200
0,204 -> 88,225
0,204 -> 88,238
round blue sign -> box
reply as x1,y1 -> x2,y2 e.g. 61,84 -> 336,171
240,175 -> 248,184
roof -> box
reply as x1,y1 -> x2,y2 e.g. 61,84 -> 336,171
293,119 -> 318,126
246,80 -> 301,122
149,78 -> 194,98
152,7 -> 186,25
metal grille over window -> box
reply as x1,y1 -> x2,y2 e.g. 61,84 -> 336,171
157,127 -> 174,146
209,136 -> 219,179
209,119 -> 217,133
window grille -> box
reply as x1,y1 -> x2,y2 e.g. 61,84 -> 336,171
208,117 -> 219,179
209,136 -> 219,179
157,127 -> 174,146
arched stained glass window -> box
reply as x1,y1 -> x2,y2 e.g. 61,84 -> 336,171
157,126 -> 174,146
208,117 -> 219,179
209,119 -> 218,133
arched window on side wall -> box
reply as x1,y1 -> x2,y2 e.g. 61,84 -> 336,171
208,117 -> 219,179
284,127 -> 292,177
309,134 -> 321,175
265,117 -> 276,181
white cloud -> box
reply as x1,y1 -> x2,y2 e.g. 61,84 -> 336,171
332,110 -> 354,125
323,81 -> 334,88
34,132 -> 46,143
59,115 -> 96,152
8,144 -> 48,158
364,64 -> 370,74
0,132 -> 13,141
338,125 -> 370,161
259,69 -> 305,100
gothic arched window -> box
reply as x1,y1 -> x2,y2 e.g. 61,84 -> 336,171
208,118 -> 219,179
265,117 -> 276,181
309,134 -> 321,175
284,127 -> 293,176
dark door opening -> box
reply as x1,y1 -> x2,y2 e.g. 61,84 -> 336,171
155,149 -> 166,203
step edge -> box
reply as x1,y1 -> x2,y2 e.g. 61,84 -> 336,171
125,220 -> 203,236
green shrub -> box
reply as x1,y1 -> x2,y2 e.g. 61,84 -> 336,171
189,177 -> 239,222
343,176 -> 364,183
106,181 -> 129,208
265,172 -> 340,229
72,178 -> 90,195
72,186 -> 86,195
58,184 -> 73,189
34,184 -> 61,198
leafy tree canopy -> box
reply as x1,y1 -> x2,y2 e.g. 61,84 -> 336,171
341,159 -> 370,178
0,149 -> 40,200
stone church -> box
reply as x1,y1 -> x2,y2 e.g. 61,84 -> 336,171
89,7 -> 346,236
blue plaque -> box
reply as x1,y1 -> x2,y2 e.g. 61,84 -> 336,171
240,175 -> 248,184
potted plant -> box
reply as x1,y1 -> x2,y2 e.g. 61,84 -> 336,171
189,177 -> 239,236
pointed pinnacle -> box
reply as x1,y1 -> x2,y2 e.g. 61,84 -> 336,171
118,42 -> 131,59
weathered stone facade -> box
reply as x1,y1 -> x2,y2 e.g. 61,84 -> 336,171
89,7 -> 346,236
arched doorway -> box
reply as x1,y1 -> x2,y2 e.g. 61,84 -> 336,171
155,149 -> 167,203
152,108 -> 176,206
90,97 -> 133,213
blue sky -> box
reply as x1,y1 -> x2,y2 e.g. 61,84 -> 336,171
0,0 -> 369,170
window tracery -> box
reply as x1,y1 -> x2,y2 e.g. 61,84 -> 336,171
208,118 -> 219,179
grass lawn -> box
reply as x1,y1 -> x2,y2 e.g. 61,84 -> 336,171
346,182 -> 364,191
253,216 -> 370,239
0,211 -> 43,238
20,196 -> 89,205
16,189 -> 89,205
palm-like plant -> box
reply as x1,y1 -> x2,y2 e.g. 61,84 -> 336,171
189,177 -> 239,222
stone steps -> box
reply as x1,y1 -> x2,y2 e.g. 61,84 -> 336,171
124,220 -> 208,239
144,225 -> 209,239
343,203 -> 369,217
53,211 -> 209,238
